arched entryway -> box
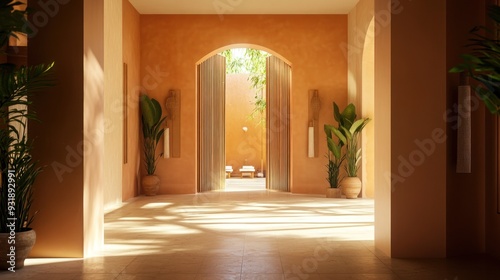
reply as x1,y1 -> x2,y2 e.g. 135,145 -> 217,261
196,44 -> 292,193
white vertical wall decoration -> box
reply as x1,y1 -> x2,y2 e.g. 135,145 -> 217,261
456,73 -> 471,173
308,124 -> 315,158
164,128 -> 170,158
308,89 -> 321,158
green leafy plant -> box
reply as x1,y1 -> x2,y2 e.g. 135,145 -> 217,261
329,102 -> 370,178
140,94 -> 166,175
450,5 -> 500,114
0,0 -> 31,51
324,124 -> 345,188
220,48 -> 270,125
0,0 -> 54,232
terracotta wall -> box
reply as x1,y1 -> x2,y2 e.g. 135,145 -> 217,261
122,0 -> 141,201
373,0 -> 500,259
225,74 -> 266,176
83,0 -> 105,256
391,0 -> 447,257
348,0 -> 375,198
484,0 -> 500,259
140,15 -> 347,194
103,0 -> 123,211
446,0 -> 487,257
27,0 -> 106,257
373,0 -> 392,257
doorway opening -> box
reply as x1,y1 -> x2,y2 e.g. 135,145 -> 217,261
197,45 -> 292,193
221,48 -> 268,192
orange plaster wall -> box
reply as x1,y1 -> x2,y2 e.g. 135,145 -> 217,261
348,0 -> 375,199
122,0 -> 141,201
225,74 -> 266,176
391,0 -> 447,257
446,0 -> 487,257
140,15 -> 347,194
484,0 -> 500,259
28,0 -> 86,257
373,0 -> 392,257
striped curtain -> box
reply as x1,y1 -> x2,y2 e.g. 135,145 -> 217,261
266,56 -> 291,192
198,55 -> 226,192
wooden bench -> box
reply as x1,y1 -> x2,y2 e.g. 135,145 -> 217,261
225,166 -> 233,178
239,165 -> 255,178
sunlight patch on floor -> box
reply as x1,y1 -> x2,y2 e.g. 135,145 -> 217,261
98,191 -> 374,256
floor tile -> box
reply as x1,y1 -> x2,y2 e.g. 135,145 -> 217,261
199,257 -> 243,274
241,273 -> 284,280
8,190 -> 500,280
0,272 -> 79,280
117,274 -> 196,280
195,274 -> 241,280
316,274 -> 401,280
73,274 -> 120,280
242,256 -> 282,273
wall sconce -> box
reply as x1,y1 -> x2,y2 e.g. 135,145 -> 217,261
164,127 -> 170,158
164,89 -> 181,158
242,126 -> 248,132
456,73 -> 471,173
308,89 -> 321,158
308,122 -> 314,158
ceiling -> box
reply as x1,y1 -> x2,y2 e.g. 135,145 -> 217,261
129,0 -> 360,15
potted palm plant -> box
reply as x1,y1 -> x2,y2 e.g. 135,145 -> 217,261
329,102 -> 370,199
324,124 -> 344,198
140,93 -> 166,196
0,0 -> 54,270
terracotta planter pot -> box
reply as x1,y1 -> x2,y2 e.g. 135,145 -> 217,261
341,177 -> 362,199
326,188 -> 342,198
142,175 -> 160,196
0,229 -> 36,270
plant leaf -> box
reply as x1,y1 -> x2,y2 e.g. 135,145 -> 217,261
350,118 -> 370,135
333,102 -> 342,124
342,103 -> 356,129
333,126 -> 348,144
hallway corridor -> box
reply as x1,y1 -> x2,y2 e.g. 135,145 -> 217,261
2,191 -> 499,279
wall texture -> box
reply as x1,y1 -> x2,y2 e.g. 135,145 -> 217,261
28,0 -> 105,257
446,0 -> 487,257
122,0 -> 141,201
348,0 -> 375,198
103,0 -> 123,211
373,0 -> 392,257
373,0 -> 500,259
484,0 -> 500,259
391,0 -> 447,257
140,15 -> 348,194
225,73 -> 266,176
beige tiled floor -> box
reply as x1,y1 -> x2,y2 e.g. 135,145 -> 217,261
1,190 -> 499,279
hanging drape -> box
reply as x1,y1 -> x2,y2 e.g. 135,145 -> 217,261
197,55 -> 226,192
266,56 -> 291,192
